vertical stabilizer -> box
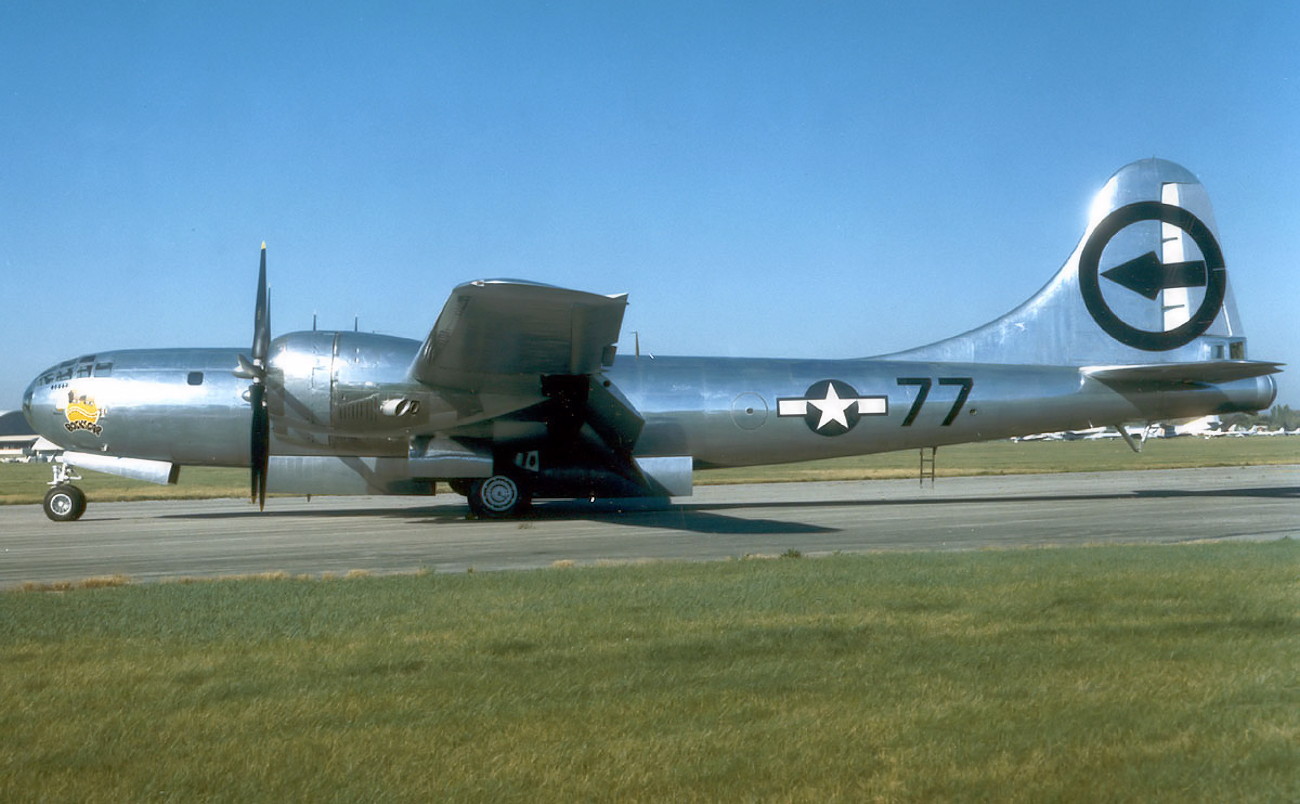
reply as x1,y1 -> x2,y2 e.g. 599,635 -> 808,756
881,159 -> 1249,366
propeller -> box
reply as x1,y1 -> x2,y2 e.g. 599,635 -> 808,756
235,243 -> 271,510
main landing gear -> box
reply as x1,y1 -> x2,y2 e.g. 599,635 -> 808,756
43,461 -> 87,522
463,475 -> 531,519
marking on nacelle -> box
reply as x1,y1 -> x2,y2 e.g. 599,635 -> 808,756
777,380 -> 888,437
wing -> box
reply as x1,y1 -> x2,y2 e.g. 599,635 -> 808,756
413,279 -> 627,392
409,280 -> 650,486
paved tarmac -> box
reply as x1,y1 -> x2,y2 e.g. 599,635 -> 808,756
2,466 -> 1296,588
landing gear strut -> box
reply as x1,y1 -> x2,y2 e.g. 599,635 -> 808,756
43,461 -> 86,522
465,475 -> 531,519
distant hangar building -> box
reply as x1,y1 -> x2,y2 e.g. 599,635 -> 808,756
0,409 -> 61,462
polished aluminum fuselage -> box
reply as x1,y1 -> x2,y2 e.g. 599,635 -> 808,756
23,334 -> 1276,473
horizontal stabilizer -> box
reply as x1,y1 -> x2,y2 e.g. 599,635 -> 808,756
1083,360 -> 1283,386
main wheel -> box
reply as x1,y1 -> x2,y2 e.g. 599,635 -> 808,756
44,485 -> 87,522
466,475 -> 530,518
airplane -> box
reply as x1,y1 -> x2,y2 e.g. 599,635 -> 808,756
21,158 -> 1282,521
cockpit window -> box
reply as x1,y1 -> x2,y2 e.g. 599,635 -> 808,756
94,362 -> 113,377
187,371 -> 204,386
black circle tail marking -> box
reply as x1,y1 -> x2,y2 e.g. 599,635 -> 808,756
1078,201 -> 1226,352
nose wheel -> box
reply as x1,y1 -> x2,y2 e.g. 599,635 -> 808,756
44,484 -> 87,522
44,460 -> 87,522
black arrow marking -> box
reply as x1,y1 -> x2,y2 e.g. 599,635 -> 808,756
1102,251 -> 1207,300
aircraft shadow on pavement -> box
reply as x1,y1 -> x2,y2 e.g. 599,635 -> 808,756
163,501 -> 836,535
409,504 -> 838,536
159,484 -> 1295,535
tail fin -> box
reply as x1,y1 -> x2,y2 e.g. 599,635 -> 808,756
883,158 -> 1262,368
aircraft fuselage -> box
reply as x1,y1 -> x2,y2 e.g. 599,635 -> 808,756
24,335 -> 1276,473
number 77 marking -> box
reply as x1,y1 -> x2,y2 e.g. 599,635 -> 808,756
897,377 -> 973,427
937,377 -> 973,426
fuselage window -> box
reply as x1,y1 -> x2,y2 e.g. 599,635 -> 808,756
187,371 -> 205,386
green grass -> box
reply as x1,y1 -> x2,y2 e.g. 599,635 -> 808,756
0,464 -> 249,506
2,437 -> 1296,505
2,543 -> 1296,801
702,435 -> 1299,483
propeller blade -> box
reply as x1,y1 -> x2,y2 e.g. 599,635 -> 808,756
249,381 -> 269,510
248,242 -> 271,510
252,242 -> 270,366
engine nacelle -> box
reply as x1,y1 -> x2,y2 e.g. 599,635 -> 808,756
268,330 -> 431,450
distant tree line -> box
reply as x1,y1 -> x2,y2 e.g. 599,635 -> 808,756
1221,404 -> 1300,431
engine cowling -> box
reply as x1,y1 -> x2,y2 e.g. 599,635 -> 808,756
267,331 -> 434,452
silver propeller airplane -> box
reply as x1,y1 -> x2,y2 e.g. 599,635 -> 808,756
23,158 -> 1281,521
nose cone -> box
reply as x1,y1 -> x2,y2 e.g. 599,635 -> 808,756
21,368 -> 89,449
22,374 -> 58,445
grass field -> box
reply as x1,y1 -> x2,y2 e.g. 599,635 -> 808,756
2,543 -> 1296,801
0,464 -> 250,506
699,435 -> 1300,484
2,436 -> 1296,506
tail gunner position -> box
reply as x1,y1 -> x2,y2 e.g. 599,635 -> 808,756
23,159 -> 1281,521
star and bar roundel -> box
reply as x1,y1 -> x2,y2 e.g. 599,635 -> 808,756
777,380 -> 888,437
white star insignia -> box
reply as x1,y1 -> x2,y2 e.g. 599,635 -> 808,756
776,381 -> 889,435
808,383 -> 855,430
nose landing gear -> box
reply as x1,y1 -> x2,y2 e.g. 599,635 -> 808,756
43,461 -> 86,522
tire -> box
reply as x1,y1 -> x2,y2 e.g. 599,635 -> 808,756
44,485 -> 87,522
466,475 -> 530,519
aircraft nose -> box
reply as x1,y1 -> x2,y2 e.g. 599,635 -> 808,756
21,376 -> 38,427
21,373 -> 60,442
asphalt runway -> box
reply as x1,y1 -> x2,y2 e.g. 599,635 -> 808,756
2,465 -> 1296,588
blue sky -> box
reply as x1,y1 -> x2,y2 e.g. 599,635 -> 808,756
3,2 -> 1298,408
